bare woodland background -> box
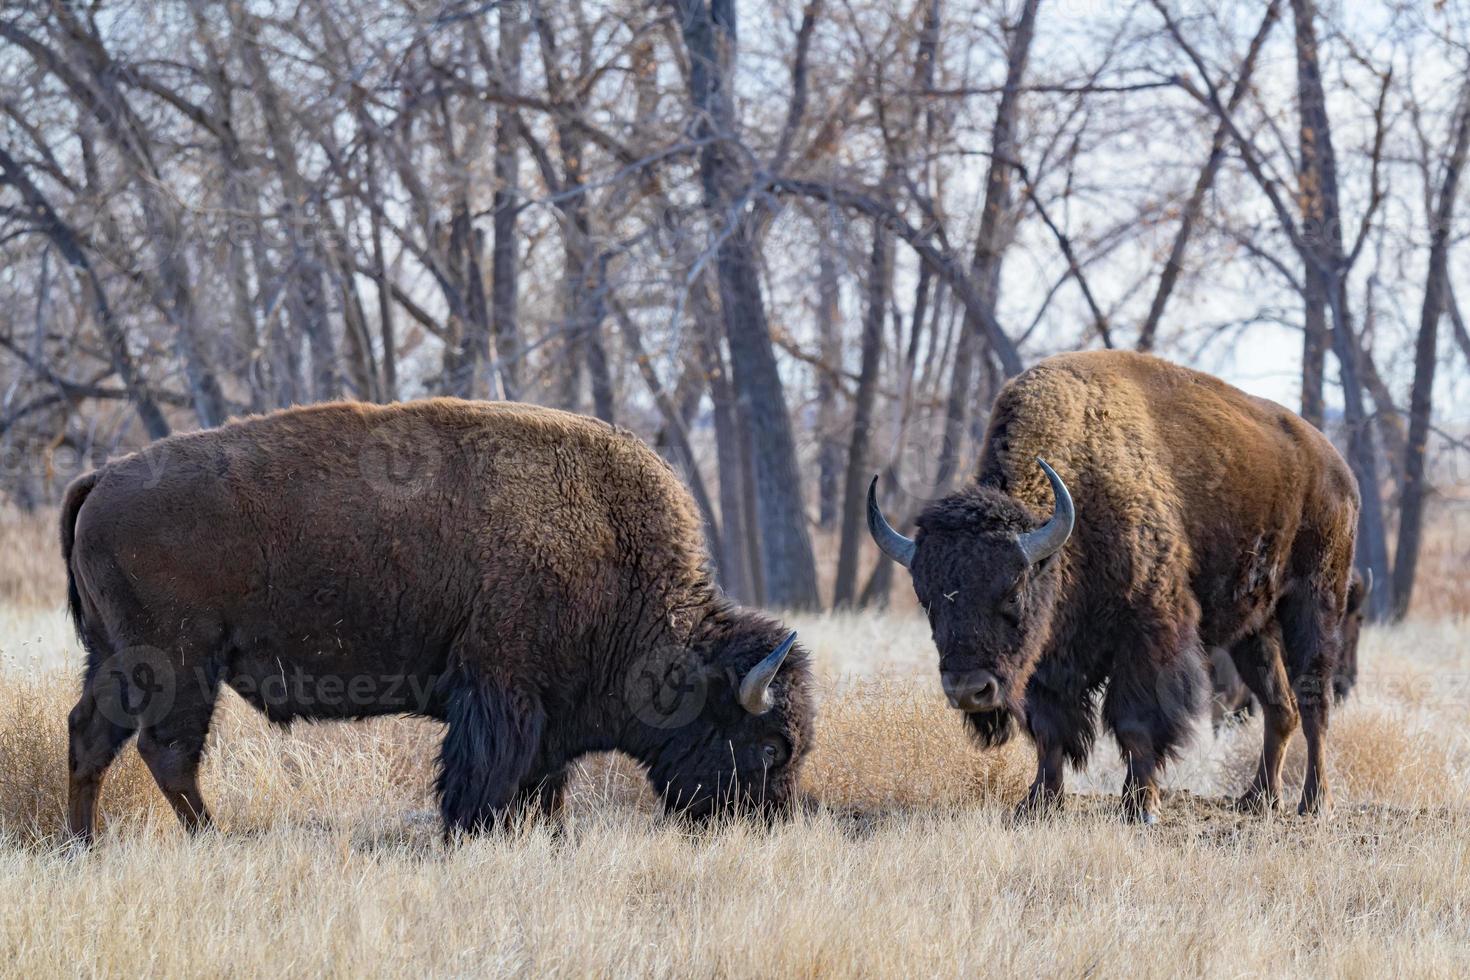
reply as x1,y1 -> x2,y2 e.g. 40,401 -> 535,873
1,0 -> 1467,619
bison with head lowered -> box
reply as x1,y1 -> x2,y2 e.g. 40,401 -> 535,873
869,351 -> 1359,823
61,400 -> 811,841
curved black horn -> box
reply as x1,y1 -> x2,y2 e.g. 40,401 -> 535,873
739,631 -> 798,715
866,476 -> 916,568
1016,458 -> 1074,565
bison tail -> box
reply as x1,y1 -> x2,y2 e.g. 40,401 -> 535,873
59,472 -> 107,669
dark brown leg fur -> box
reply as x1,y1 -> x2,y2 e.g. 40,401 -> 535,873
1228,623 -> 1299,813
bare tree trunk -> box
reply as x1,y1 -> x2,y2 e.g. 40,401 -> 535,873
854,0 -> 942,609
699,305 -> 757,603
12,13 -> 230,427
582,249 -> 616,423
238,13 -> 339,404
365,136 -> 398,401
490,0 -> 526,400
1299,282 -> 1329,428
934,0 -> 1040,491
1449,281 -> 1470,368
833,220 -> 892,606
816,229 -> 842,529
1357,280 -> 1407,483
335,252 -> 381,402
446,199 -> 492,399
186,17 -> 265,410
1292,0 -> 1331,429
534,8 -> 614,421
610,296 -> 721,555
859,259 -> 938,609
1392,74 -> 1470,619
1292,0 -> 1390,617
677,0 -> 820,610
1327,291 -> 1391,619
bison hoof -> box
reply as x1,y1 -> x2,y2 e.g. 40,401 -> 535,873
1234,789 -> 1282,815
1120,797 -> 1160,826
1125,807 -> 1159,827
1012,790 -> 1064,825
1298,794 -> 1334,819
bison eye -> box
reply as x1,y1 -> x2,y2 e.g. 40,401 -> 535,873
999,583 -> 1023,623
760,736 -> 789,768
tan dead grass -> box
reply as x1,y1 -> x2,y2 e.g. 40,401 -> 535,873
0,505 -> 66,610
2,502 -> 1469,976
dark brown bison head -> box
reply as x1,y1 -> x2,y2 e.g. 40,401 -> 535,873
629,613 -> 812,820
867,459 -> 1074,745
1334,567 -> 1372,703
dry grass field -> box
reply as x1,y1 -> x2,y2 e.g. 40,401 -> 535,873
2,505 -> 1469,976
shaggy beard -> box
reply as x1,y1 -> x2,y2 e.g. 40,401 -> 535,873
965,706 -> 1017,748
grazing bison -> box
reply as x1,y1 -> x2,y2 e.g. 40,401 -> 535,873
61,400 -> 811,841
1211,568 -> 1372,730
869,350 -> 1359,823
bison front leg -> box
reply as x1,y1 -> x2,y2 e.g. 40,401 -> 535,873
1014,686 -> 1092,822
136,700 -> 220,834
1104,619 -> 1206,826
1015,740 -> 1066,821
511,766 -> 570,823
436,666 -> 546,837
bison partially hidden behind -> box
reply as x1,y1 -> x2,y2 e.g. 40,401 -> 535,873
62,400 -> 812,841
869,351 -> 1359,823
1212,568 -> 1372,731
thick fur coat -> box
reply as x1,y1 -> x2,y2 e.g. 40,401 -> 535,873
902,351 -> 1359,820
61,400 -> 811,839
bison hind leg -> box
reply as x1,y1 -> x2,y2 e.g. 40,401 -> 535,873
1227,622 -> 1299,813
67,680 -> 138,843
435,666 -> 545,838
1278,587 -> 1339,817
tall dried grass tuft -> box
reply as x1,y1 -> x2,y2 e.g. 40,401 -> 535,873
803,679 -> 1031,811
0,506 -> 65,611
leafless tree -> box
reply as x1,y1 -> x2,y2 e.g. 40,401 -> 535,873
1,0 -> 1466,615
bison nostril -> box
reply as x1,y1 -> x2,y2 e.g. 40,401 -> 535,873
943,670 -> 1003,712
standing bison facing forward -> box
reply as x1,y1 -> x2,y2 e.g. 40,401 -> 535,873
62,400 -> 811,841
870,351 -> 1359,823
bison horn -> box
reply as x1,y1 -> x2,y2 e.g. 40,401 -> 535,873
1361,567 -> 1374,599
1016,458 -> 1075,566
867,476 -> 916,568
739,631 -> 798,716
